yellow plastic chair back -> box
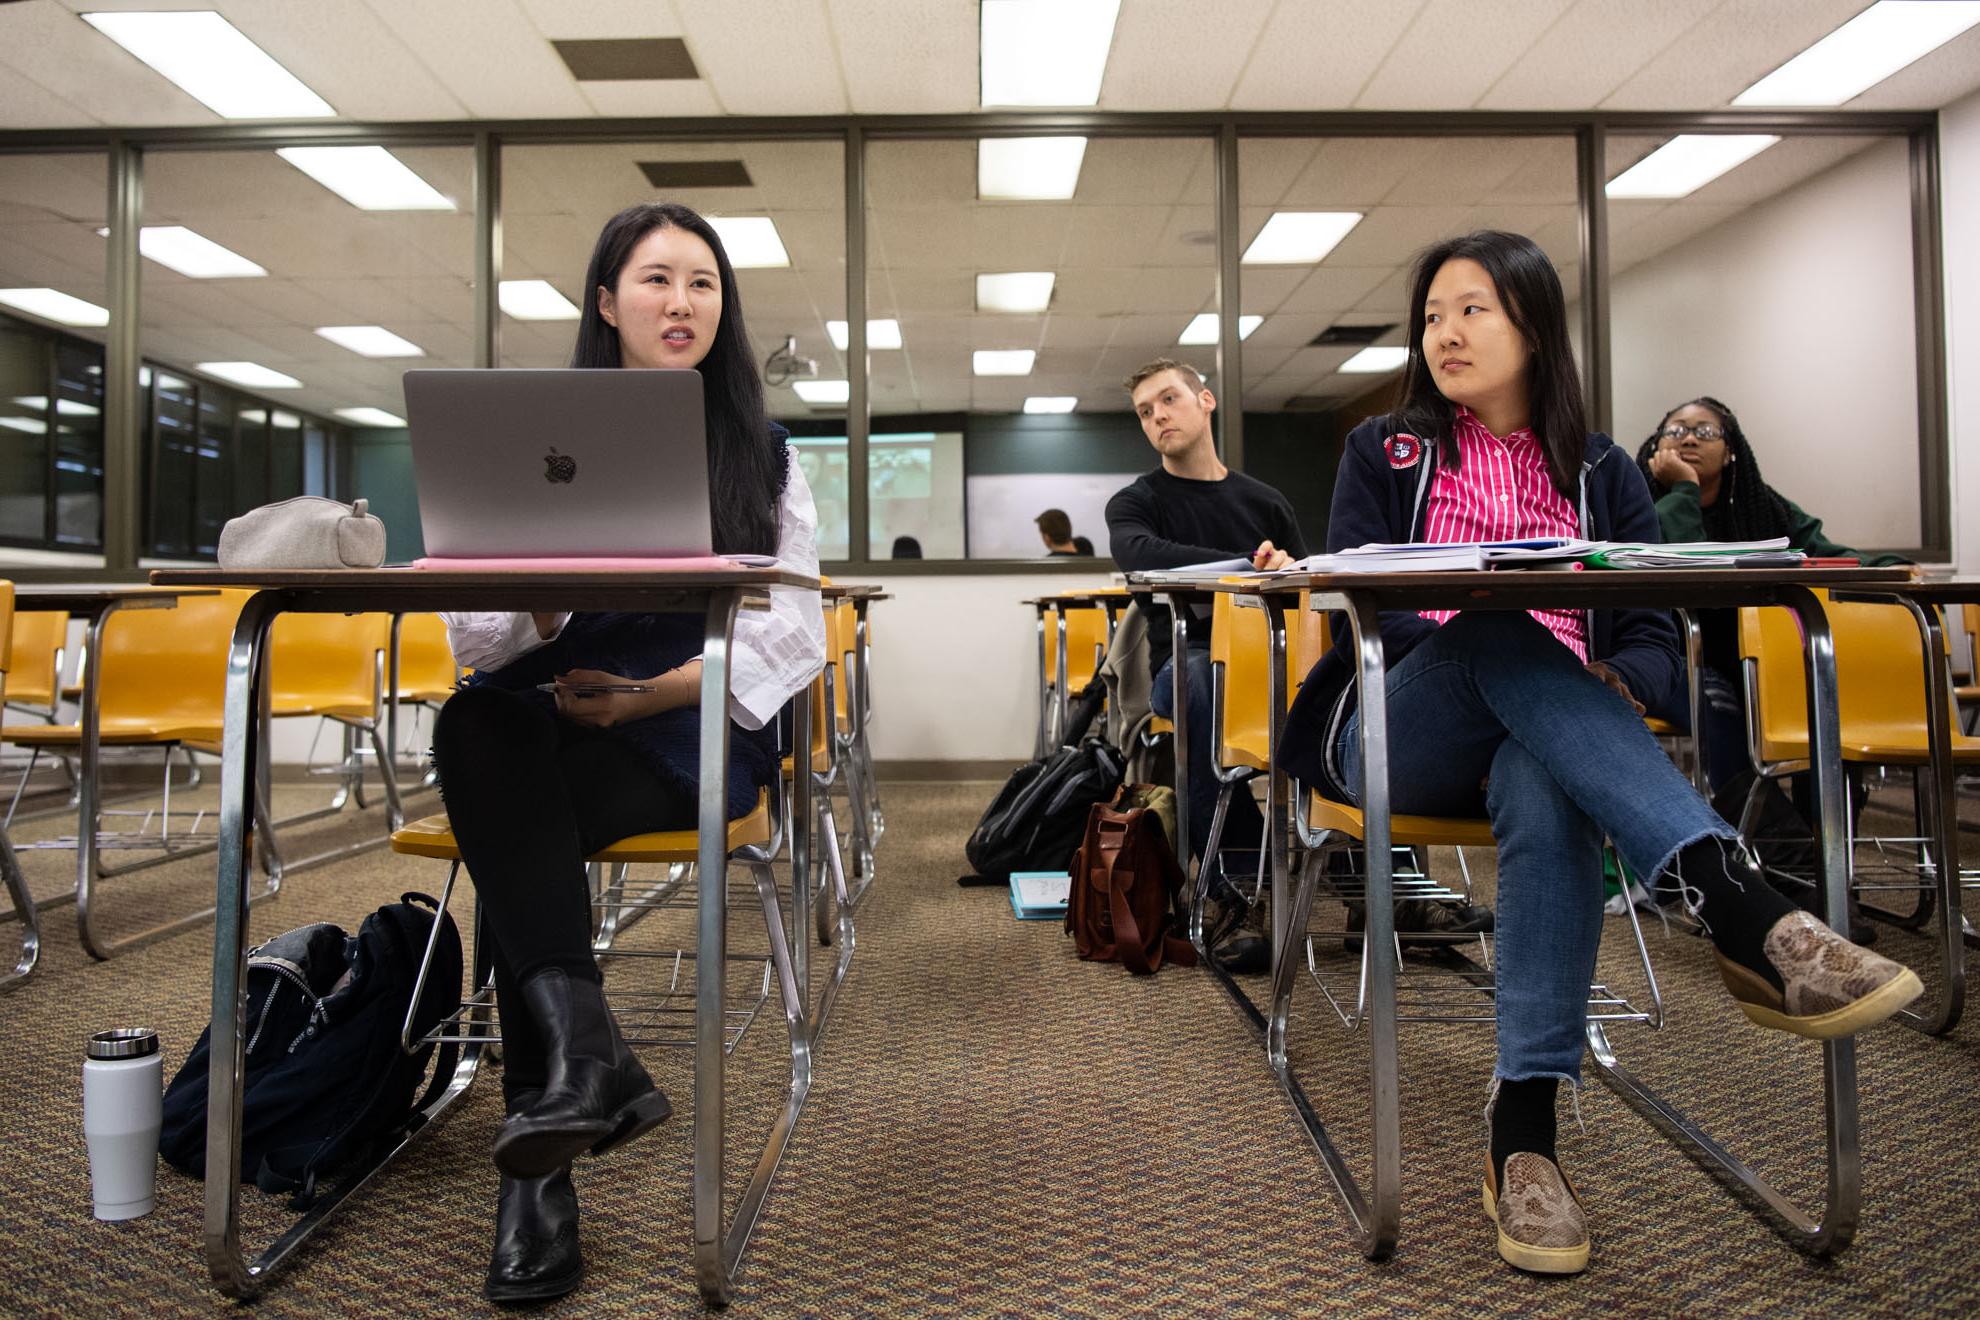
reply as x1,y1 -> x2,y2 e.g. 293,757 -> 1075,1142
95,589 -> 253,736
1210,590 -> 1273,772
0,583 -> 14,700
395,613 -> 461,702
267,612 -> 394,719
1739,589 -> 1955,764
6,610 -> 63,709
1061,606 -> 1107,693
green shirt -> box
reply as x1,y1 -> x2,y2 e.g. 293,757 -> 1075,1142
1651,480 -> 1909,567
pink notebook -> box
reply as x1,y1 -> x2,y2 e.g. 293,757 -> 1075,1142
412,555 -> 771,572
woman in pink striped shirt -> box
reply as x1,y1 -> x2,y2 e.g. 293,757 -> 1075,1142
1281,230 -> 1918,1276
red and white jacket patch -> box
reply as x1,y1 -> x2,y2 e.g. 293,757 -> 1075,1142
1385,433 -> 1423,469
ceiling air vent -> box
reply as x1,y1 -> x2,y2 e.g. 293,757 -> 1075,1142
1308,323 -> 1396,347
637,160 -> 754,189
552,38 -> 699,81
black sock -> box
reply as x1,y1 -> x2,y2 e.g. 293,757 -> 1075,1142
1490,1077 -> 1557,1193
1670,838 -> 1798,991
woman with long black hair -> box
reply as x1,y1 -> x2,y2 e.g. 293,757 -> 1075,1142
1282,230 -> 1919,1276
1636,397 -> 1909,795
433,201 -> 823,1303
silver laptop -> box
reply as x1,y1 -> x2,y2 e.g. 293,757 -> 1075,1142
402,368 -> 711,558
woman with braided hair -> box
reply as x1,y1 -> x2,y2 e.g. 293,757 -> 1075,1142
1637,398 -> 1908,939
1637,397 -> 1908,794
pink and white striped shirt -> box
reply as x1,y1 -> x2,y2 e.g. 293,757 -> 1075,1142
1418,408 -> 1587,660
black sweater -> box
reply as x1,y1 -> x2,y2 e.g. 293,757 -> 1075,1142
1105,467 -> 1307,675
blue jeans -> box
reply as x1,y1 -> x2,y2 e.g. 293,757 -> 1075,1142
1152,647 -> 1262,874
1333,611 -> 1734,1084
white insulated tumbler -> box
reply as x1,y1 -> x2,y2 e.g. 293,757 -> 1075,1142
82,1028 -> 163,1221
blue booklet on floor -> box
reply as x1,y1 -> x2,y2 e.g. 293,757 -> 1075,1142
1009,871 -> 1070,920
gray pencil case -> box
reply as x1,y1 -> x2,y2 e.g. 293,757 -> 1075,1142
217,496 -> 387,570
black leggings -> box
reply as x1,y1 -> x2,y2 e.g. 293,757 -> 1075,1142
432,686 -> 693,1090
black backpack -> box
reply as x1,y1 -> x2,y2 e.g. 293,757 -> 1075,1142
160,892 -> 463,1207
961,739 -> 1125,884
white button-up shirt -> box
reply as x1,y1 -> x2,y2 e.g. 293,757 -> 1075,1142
439,450 -> 826,732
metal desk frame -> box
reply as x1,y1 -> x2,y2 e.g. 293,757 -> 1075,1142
152,567 -> 818,1309
1143,566 -> 1908,1263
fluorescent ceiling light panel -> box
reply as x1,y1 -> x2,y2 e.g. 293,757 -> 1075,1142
1177,313 -> 1262,345
973,350 -> 1036,376
826,319 -> 903,350
792,379 -> 850,405
1242,211 -> 1363,265
0,417 -> 48,435
1733,1 -> 1980,107
276,146 -> 455,211
980,0 -> 1121,106
314,325 -> 424,358
976,272 -> 1056,314
198,361 -> 301,390
99,225 -> 266,278
0,287 -> 109,327
977,136 -> 1088,200
1605,135 -> 1780,199
1024,396 -> 1078,414
706,216 -> 789,269
11,396 -> 100,417
1339,346 -> 1409,374
82,10 -> 334,119
498,280 -> 581,321
334,406 -> 406,427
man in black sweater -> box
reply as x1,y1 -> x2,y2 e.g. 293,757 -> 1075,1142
1106,359 -> 1305,970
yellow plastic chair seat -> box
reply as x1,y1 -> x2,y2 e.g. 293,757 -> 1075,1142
390,791 -> 772,863
1308,791 -> 1497,848
264,692 -> 376,721
4,718 -> 223,746
1147,715 -> 1173,736
1757,725 -> 1980,767
1644,717 -> 1681,737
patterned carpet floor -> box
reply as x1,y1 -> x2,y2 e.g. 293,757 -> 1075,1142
0,772 -> 1977,1316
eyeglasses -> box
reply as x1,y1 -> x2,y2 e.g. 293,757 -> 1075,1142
1660,422 -> 1725,443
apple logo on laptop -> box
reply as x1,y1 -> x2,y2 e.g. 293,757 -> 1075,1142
543,447 -> 577,483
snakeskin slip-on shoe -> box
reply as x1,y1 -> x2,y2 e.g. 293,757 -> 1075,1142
1482,1151 -> 1588,1275
1716,910 -> 1923,1040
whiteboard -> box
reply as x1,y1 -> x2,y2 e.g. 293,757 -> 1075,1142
964,472 -> 1138,559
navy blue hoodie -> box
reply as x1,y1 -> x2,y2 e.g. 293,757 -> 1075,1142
1282,414 -> 1681,796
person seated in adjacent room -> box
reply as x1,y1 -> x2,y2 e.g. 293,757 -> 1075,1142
1637,396 -> 1911,795
1282,229 -> 1922,1278
891,534 -> 923,559
435,200 -> 824,1305
1638,397 -> 1909,941
1035,507 -> 1085,557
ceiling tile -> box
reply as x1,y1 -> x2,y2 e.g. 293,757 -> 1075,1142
360,0 -> 594,118
1850,27 -> 1980,110
1357,0 -> 1579,109
1232,1 -> 1429,110
677,0 -> 846,114
1102,0 -> 1273,111
827,0 -> 978,113
1474,0 -> 1719,110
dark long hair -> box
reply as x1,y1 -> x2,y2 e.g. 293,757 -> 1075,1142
1634,396 -> 1794,541
1395,230 -> 1587,498
571,201 -> 786,556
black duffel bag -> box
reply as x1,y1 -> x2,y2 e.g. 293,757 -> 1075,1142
960,738 -> 1125,884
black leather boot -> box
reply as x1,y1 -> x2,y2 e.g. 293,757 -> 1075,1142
492,968 -> 672,1179
486,1089 -> 582,1304
486,1170 -> 582,1302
